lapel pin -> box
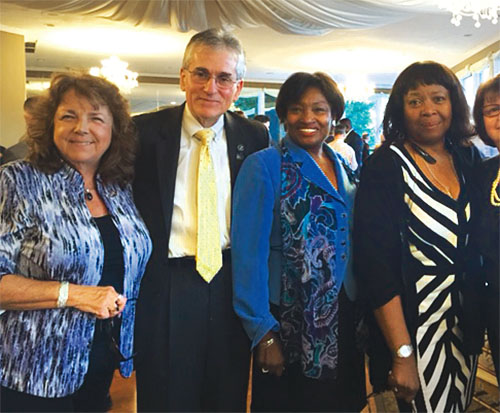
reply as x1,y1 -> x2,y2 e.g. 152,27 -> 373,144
236,144 -> 245,160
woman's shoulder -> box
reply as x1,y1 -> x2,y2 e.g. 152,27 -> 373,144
476,155 -> 500,185
452,141 -> 481,167
481,155 -> 499,172
242,145 -> 281,171
361,144 -> 401,180
0,160 -> 39,183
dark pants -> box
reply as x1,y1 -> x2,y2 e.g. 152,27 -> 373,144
251,288 -> 366,412
0,387 -> 74,413
136,254 -> 251,412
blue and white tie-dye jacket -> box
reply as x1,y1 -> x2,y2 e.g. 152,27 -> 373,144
0,161 -> 152,397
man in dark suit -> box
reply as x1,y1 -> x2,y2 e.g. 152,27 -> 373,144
339,118 -> 363,170
133,29 -> 269,412
1,96 -> 39,165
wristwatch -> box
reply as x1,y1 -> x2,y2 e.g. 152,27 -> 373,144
395,344 -> 414,358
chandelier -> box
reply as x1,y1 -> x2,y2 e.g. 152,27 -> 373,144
438,0 -> 499,28
89,56 -> 138,93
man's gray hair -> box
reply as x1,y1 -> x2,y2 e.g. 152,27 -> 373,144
182,28 -> 246,80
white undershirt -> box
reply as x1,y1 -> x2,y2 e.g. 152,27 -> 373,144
168,105 -> 232,258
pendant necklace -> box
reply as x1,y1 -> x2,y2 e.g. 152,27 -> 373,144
491,168 -> 500,207
84,188 -> 94,201
421,161 -> 454,198
408,140 -> 455,198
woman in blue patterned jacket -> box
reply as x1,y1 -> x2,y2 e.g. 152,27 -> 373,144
0,73 -> 152,412
232,72 -> 365,412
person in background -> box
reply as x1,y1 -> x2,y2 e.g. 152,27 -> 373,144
254,114 -> 271,130
361,132 -> 370,162
472,74 -> 500,381
354,61 -> 481,412
133,28 -> 269,412
327,124 -> 358,171
0,73 -> 152,412
232,71 -> 365,412
1,96 -> 40,165
339,117 -> 363,169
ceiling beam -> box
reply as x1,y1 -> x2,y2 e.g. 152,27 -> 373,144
452,40 -> 500,74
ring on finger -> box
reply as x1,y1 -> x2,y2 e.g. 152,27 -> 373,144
115,294 -> 124,311
261,368 -> 269,374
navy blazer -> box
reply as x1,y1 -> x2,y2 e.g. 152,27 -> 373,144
132,103 -> 269,360
231,137 -> 357,349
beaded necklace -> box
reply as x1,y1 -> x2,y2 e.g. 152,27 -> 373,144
490,168 -> 500,207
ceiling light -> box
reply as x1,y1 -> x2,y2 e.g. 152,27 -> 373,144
438,0 -> 499,28
26,81 -> 50,91
338,75 -> 374,102
90,56 -> 138,94
42,27 -> 186,56
295,48 -> 412,74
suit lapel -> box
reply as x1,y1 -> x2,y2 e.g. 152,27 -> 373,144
286,139 -> 345,204
156,104 -> 184,242
224,112 -> 246,188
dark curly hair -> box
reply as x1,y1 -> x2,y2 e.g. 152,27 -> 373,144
383,61 -> 474,146
27,73 -> 136,186
472,74 -> 499,147
275,72 -> 344,124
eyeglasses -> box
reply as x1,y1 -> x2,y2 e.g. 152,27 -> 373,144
185,68 -> 238,89
483,105 -> 500,118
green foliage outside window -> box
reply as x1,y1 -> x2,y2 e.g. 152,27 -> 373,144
344,100 -> 376,148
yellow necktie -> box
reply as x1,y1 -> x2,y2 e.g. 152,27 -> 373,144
195,128 -> 222,282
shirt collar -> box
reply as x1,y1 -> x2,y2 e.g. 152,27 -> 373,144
183,104 -> 224,142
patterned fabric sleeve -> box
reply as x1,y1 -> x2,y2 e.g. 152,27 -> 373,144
0,165 -> 32,278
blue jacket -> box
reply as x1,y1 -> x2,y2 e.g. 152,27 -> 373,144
231,137 -> 357,349
0,161 -> 152,397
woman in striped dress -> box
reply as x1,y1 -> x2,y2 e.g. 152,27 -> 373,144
354,61 -> 482,412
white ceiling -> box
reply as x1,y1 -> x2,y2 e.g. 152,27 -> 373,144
1,0 -> 499,113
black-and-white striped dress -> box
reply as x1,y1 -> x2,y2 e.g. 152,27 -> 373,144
392,145 -> 477,412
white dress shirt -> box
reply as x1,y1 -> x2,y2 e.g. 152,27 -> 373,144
168,105 -> 232,258
328,139 -> 358,171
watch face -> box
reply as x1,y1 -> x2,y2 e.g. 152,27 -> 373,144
398,344 -> 413,358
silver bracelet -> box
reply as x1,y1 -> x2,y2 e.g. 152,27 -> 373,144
259,337 -> 275,349
57,281 -> 69,308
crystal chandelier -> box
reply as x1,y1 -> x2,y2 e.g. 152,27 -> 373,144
438,0 -> 500,28
89,56 -> 138,93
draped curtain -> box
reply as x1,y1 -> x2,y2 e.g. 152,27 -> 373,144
4,0 -> 441,34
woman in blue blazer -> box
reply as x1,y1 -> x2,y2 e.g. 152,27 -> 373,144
232,72 -> 365,412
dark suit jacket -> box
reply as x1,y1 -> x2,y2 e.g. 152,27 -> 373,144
132,103 -> 269,362
345,129 -> 363,168
1,139 -> 28,165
